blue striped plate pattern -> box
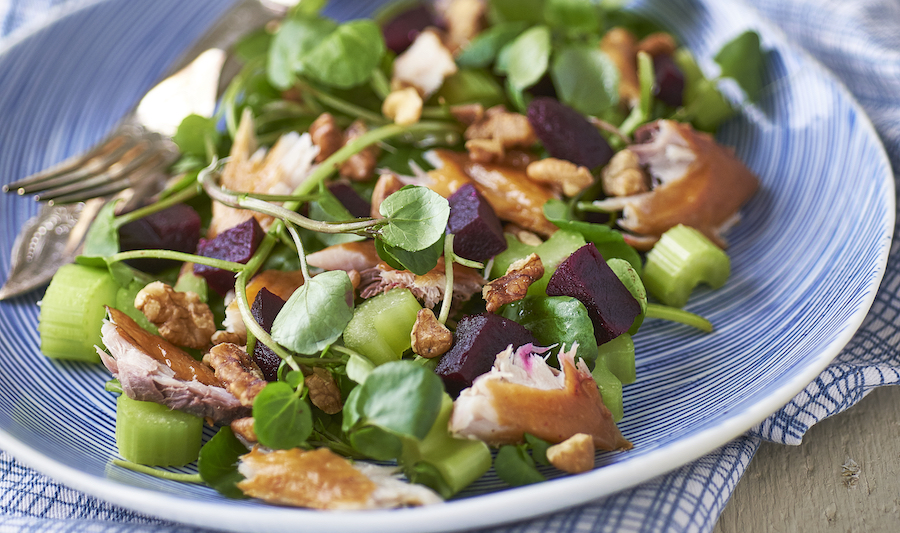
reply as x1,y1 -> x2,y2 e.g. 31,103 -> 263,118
0,0 -> 893,532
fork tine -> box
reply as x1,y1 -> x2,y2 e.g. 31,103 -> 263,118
24,139 -> 151,197
3,126 -> 144,194
39,143 -> 178,204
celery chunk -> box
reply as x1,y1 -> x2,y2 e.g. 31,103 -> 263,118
115,395 -> 203,466
38,264 -> 120,362
642,225 -> 730,308
342,289 -> 422,365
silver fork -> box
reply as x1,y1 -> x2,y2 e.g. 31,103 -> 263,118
0,0 -> 287,300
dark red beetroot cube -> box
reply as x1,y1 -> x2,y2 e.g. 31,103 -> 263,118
652,54 -> 685,108
435,313 -> 537,398
546,244 -> 640,345
447,183 -> 507,261
118,203 -> 201,273
251,288 -> 286,382
527,97 -> 614,170
194,218 -> 265,296
382,3 -> 436,54
328,182 -> 371,219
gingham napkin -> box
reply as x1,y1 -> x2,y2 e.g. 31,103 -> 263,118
1,0 -> 899,531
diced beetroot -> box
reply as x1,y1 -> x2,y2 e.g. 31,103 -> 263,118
251,288 -> 286,382
546,244 -> 640,345
435,313 -> 537,397
328,182 -> 371,219
382,3 -> 436,54
526,97 -> 614,170
446,183 -> 507,261
118,203 -> 200,273
652,54 -> 684,107
194,218 -> 265,296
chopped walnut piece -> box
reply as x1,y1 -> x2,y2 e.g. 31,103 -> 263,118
465,106 -> 537,152
203,343 -> 267,407
525,158 -> 595,197
440,0 -> 486,53
449,103 -> 484,126
601,149 -> 649,197
410,308 -> 453,358
340,120 -> 380,181
134,281 -> 216,350
211,330 -> 246,346
483,253 -> 544,313
370,173 -> 405,218
464,138 -> 505,164
231,416 -> 258,444
546,433 -> 596,474
637,32 -> 678,57
304,367 -> 343,414
382,87 -> 423,126
309,112 -> 343,163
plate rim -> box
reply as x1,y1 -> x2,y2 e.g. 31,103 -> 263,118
0,0 -> 894,531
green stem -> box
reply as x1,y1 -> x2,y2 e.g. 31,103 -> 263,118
292,357 -> 345,366
438,234 -> 455,325
297,79 -> 387,125
369,68 -> 391,100
107,250 -> 245,272
115,183 -> 202,227
238,192 -> 319,203
576,201 -> 617,213
645,303 -> 713,332
421,106 -> 452,120
111,459 -> 204,484
284,222 -> 311,282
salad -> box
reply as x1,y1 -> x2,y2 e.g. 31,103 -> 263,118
32,0 -> 764,510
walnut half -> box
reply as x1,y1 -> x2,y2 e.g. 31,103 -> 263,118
410,308 -> 453,358
525,157 -> 595,197
483,253 -> 544,313
134,281 -> 216,350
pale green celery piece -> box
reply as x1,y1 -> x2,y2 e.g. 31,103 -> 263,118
606,258 -> 648,335
591,357 -> 624,422
114,281 -> 158,335
38,264 -> 120,362
598,333 -> 636,385
115,395 -> 203,467
400,394 -> 491,499
342,288 -> 422,365
173,269 -> 209,303
642,224 -> 730,308
490,230 -> 586,295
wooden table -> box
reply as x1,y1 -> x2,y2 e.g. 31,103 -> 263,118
714,385 -> 900,532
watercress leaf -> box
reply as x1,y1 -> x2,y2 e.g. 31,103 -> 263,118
379,186 -> 450,252
505,25 -> 551,90
490,0 -> 546,24
606,258 -> 647,334
455,21 -> 528,69
272,270 -> 354,354
309,189 -> 365,246
252,381 -> 313,449
544,199 -> 642,274
524,433 -> 552,466
302,20 -> 386,89
345,361 -> 443,440
284,370 -> 305,390
173,114 -> 220,158
346,352 -> 375,384
349,424 -> 404,460
714,30 -> 764,102
501,295 -> 599,368
233,28 -> 271,62
197,426 -> 248,499
82,200 -> 121,258
494,445 -> 546,486
268,17 -> 338,90
551,45 -> 619,116
375,234 -> 444,275
378,143 -> 434,176
289,0 -> 328,19
435,69 -> 506,108
543,0 -> 600,36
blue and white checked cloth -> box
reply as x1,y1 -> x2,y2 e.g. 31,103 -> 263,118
1,0 -> 899,531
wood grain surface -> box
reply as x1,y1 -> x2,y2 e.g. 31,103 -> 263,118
715,385 -> 900,532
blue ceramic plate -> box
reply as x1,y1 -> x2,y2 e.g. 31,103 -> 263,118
0,0 -> 893,532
